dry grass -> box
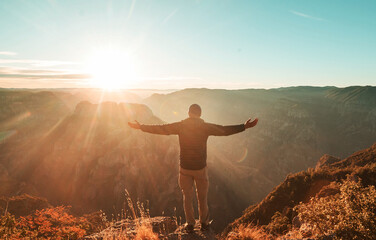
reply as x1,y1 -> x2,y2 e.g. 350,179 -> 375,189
99,189 -> 163,240
101,226 -> 160,240
276,229 -> 303,240
226,224 -> 272,240
134,225 -> 159,240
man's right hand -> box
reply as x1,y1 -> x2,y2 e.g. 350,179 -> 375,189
128,120 -> 141,129
245,118 -> 258,129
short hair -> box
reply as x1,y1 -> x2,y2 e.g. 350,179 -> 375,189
189,104 -> 201,117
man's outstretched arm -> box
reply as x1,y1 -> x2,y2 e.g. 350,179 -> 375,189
128,121 -> 180,135
207,117 -> 258,136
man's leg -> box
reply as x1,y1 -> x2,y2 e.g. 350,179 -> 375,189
179,168 -> 195,226
194,167 -> 209,225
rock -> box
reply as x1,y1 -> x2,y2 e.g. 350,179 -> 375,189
315,181 -> 340,198
0,194 -> 51,217
166,220 -> 217,240
292,216 -> 302,228
315,154 -> 341,169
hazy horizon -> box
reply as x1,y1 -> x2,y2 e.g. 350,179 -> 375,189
2,84 -> 375,91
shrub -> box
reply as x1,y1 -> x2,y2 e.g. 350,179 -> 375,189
0,212 -> 18,238
265,211 -> 291,235
294,178 -> 376,239
0,206 -> 91,239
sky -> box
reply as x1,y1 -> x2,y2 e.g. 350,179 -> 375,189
0,0 -> 375,89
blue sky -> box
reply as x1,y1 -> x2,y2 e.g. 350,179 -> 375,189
0,0 -> 375,89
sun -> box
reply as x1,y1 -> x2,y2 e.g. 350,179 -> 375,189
85,49 -> 138,90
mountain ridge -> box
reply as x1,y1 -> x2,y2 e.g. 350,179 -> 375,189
222,142 -> 376,238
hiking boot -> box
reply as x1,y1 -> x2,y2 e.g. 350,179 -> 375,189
200,222 -> 210,231
184,224 -> 194,233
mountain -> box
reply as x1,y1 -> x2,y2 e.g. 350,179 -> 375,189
1,86 -> 375,233
0,92 -> 172,212
54,89 -> 142,106
0,91 -> 246,231
325,85 -> 376,105
143,86 -> 376,203
222,142 -> 376,238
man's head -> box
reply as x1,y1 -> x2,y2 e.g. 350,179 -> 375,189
188,104 -> 201,118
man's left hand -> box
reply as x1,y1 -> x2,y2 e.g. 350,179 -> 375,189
245,118 -> 258,129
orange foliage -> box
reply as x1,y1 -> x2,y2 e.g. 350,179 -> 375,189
1,206 -> 90,239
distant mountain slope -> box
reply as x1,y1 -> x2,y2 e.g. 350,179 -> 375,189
325,85 -> 376,105
0,90 -> 72,197
222,142 -> 376,238
0,97 -> 172,211
56,89 -> 142,106
0,90 -> 70,123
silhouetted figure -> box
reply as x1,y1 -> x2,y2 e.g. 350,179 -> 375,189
128,104 -> 258,232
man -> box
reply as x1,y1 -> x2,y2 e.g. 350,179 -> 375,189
128,104 -> 258,232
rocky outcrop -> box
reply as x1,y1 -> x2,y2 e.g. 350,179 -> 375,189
315,181 -> 340,198
315,154 -> 341,169
329,142 -> 376,169
0,194 -> 51,217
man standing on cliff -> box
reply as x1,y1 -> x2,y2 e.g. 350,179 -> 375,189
128,104 -> 258,232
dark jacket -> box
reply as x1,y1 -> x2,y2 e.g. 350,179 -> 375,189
140,117 -> 245,170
